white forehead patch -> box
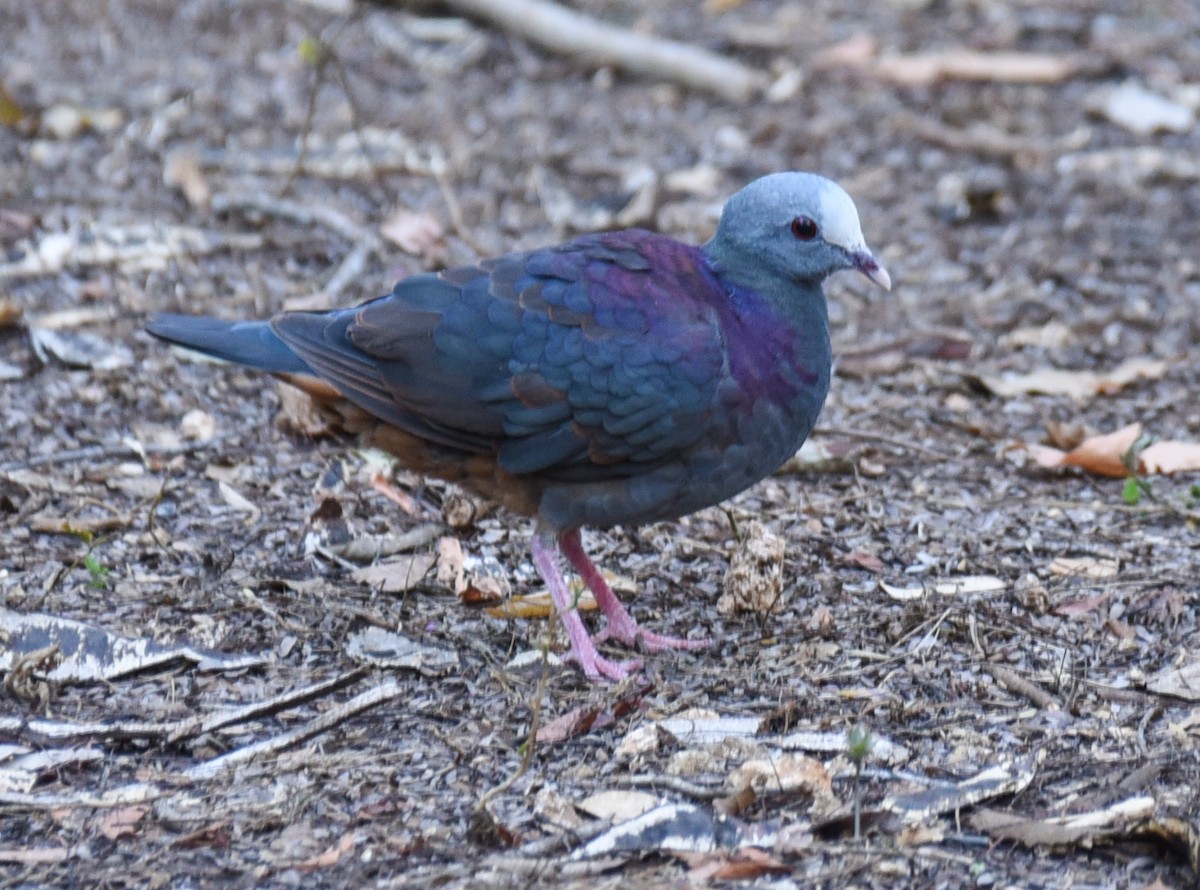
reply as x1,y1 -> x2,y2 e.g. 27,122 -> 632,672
817,182 -> 868,252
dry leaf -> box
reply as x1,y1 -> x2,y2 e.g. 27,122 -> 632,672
296,833 -> 356,871
379,209 -> 446,265
1146,661 -> 1200,701
880,580 -> 925,601
980,359 -> 1168,401
1053,592 -> 1112,617
1139,440 -> 1200,475
1031,423 -> 1142,477
163,150 -> 211,210
350,552 -> 437,592
577,790 -> 659,823
276,382 -> 338,438
99,805 -> 149,840
218,481 -> 260,521
677,848 -> 790,881
436,536 -> 465,591
1049,556 -> 1118,579
719,521 -> 785,615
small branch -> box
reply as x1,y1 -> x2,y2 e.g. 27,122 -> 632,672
814,425 -> 952,460
184,680 -> 405,781
212,191 -> 382,305
443,0 -> 766,100
619,773 -> 726,800
0,437 -> 224,476
984,663 -> 1061,711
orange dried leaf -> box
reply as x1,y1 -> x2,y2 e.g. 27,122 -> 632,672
486,588 -> 598,619
1060,423 -> 1141,477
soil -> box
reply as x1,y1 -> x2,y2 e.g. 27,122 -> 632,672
2,0 -> 1199,886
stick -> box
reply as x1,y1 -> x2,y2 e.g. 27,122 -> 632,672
443,0 -> 765,100
985,663 -> 1061,711
184,680 -> 405,781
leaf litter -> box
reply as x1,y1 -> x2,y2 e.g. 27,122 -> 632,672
2,0 -> 1199,886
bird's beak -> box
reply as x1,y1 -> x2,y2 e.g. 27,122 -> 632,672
850,250 -> 891,291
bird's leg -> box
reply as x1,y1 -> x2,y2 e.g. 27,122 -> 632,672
559,529 -> 710,654
531,531 -> 642,682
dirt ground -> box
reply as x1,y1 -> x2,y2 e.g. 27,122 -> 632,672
2,0 -> 1199,886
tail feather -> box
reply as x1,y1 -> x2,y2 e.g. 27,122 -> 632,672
146,313 -> 312,374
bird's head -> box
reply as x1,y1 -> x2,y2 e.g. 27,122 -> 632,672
708,172 -> 890,292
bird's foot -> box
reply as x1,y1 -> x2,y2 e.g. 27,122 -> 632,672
564,648 -> 644,682
593,622 -> 711,654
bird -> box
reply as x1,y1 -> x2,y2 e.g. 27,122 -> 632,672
147,172 -> 890,682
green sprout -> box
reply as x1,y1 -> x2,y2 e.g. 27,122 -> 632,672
83,553 -> 110,590
847,725 -> 874,841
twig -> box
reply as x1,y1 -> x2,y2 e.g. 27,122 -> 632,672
212,190 -> 382,305
212,191 -> 375,244
442,0 -> 766,100
814,425 -> 951,460
476,628 -> 554,811
0,671 -> 368,747
429,148 -> 490,258
984,663 -> 1060,711
0,437 -> 224,475
619,773 -> 726,800
184,680 -> 405,781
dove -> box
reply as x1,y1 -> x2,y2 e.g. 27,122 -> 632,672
148,172 -> 889,681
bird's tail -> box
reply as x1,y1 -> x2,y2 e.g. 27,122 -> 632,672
145,314 -> 312,374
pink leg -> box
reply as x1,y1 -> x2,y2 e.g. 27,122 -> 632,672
560,529 -> 710,653
531,532 -> 642,682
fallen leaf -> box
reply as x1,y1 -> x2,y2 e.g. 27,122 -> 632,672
218,481 -> 260,521
344,626 -> 458,674
436,536 -> 465,591
536,680 -> 652,744
1031,423 -> 1142,477
350,552 -> 437,592
296,833 -> 356,870
163,150 -> 211,210
1146,661 -> 1200,701
719,521 -> 785,616
1053,592 -> 1112,617
676,847 -> 791,881
29,326 -> 134,370
845,550 -> 885,573
1049,556 -> 1119,579
1139,440 -> 1200,475
99,805 -> 149,840
1093,79 -> 1195,136
379,208 -> 446,265
980,359 -> 1168,401
487,586 -> 599,619
880,580 -> 925,601
577,790 -> 659,823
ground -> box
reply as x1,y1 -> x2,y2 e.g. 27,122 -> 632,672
1,0 -> 1199,887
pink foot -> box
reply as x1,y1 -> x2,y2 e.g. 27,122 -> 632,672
531,531 -> 642,683
560,529 -> 711,654
563,649 -> 644,682
592,624 -> 710,653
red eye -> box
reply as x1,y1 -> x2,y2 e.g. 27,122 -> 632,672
790,216 -> 818,241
